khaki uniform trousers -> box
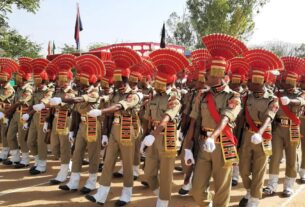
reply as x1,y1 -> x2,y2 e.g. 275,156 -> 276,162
191,143 -> 232,207
269,125 -> 298,178
133,130 -> 142,166
99,125 -> 135,187
71,122 -> 101,174
239,130 -> 268,199
27,113 -> 47,160
7,111 -> 29,153
300,117 -> 305,169
0,122 -> 9,148
144,134 -> 176,201
50,117 -> 71,164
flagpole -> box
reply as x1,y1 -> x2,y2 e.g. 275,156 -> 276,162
75,2 -> 83,55
77,3 -> 81,55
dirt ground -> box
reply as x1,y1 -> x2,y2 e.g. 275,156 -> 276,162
1,153 -> 305,207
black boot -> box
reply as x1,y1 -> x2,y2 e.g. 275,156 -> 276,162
82,159 -> 89,165
113,172 -> 123,178
238,197 -> 248,207
178,188 -> 189,196
141,181 -> 149,187
283,189 -> 293,197
80,186 -> 92,194
30,168 -> 45,175
15,163 -> 29,169
232,179 -> 238,187
59,184 -> 77,192
85,194 -> 104,205
115,200 -> 128,207
3,159 -> 16,166
49,179 -> 62,185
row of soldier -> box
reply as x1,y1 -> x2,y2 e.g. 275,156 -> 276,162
0,33 -> 305,207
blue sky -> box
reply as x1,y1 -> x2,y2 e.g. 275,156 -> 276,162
7,0 -> 305,56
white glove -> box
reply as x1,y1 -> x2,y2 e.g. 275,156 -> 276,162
23,122 -> 29,130
143,135 -> 155,146
140,135 -> 156,154
0,112 -> 4,120
181,89 -> 188,95
281,96 -> 290,106
203,137 -> 216,153
68,131 -> 74,143
43,122 -> 48,133
33,103 -> 45,112
184,149 -> 195,166
179,131 -> 184,142
22,113 -> 30,121
101,135 -> 108,147
50,97 -> 62,106
251,133 -> 263,144
87,109 -> 102,117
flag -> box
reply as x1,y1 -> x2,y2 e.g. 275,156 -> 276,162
52,41 -> 56,54
160,23 -> 166,48
47,41 -> 51,55
74,3 -> 83,50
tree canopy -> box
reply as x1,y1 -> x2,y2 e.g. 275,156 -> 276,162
167,0 -> 270,48
0,0 -> 41,58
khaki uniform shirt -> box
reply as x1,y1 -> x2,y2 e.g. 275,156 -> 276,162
144,89 -> 181,123
190,85 -> 241,131
245,90 -> 279,124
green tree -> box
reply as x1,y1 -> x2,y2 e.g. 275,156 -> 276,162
167,0 -> 270,48
61,44 -> 84,54
0,0 -> 40,27
88,42 -> 109,51
187,0 -> 269,40
0,28 -> 41,58
166,12 -> 196,50
294,43 -> 305,58
0,0 -> 41,58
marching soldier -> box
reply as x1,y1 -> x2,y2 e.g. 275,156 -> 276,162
138,59 -> 155,187
5,57 -> 33,168
85,47 -> 143,206
228,57 -> 249,187
178,49 -> 210,196
23,58 -> 53,175
47,54 -> 76,184
113,58 -> 153,180
237,50 -> 282,207
98,60 -> 115,172
184,34 -> 246,207
140,49 -> 189,207
0,58 -> 18,163
57,54 -> 105,194
263,57 -> 305,197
